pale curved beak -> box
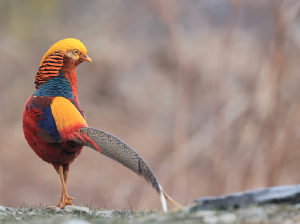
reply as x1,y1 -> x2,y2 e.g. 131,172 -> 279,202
83,54 -> 92,63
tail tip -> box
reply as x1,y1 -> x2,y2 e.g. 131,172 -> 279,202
159,184 -> 183,210
159,191 -> 168,212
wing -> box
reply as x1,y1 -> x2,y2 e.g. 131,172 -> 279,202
27,96 -> 62,143
72,127 -> 182,212
27,95 -> 87,144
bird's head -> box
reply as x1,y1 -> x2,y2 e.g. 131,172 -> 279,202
34,38 -> 92,89
39,38 -> 92,67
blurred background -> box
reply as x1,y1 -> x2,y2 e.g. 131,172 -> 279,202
1,0 -> 300,211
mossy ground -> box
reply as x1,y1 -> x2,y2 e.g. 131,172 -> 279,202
1,203 -> 300,224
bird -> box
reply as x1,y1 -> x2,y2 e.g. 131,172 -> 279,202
23,38 -> 181,212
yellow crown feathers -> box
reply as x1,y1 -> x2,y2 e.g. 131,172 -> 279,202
40,38 -> 87,66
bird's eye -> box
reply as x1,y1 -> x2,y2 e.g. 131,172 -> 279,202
74,50 -> 78,54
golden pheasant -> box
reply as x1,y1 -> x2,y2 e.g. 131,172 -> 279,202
23,38 -> 181,211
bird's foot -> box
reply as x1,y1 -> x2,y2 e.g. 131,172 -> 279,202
63,195 -> 74,207
56,195 -> 74,209
48,195 -> 74,210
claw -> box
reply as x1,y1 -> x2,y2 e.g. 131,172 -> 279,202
63,195 -> 74,207
58,195 -> 74,208
47,195 -> 74,210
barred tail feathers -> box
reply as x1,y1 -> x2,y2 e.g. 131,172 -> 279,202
74,127 -> 182,211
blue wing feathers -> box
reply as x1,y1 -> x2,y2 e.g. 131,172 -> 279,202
37,105 -> 62,143
29,97 -> 62,143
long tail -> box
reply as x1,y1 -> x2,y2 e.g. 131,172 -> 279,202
73,127 -> 182,212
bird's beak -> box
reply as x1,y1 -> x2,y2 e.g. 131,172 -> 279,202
82,54 -> 92,63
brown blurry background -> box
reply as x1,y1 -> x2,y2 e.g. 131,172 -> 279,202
1,0 -> 300,210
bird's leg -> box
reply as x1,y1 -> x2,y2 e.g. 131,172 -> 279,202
53,164 -> 74,208
62,164 -> 74,206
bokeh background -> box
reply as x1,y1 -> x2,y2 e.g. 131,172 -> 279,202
1,0 -> 300,211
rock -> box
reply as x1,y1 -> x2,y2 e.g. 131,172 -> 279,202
238,207 -> 267,223
193,210 -> 215,218
94,210 -> 113,218
63,219 -> 91,224
5,207 -> 16,216
64,206 -> 90,215
203,215 -> 218,224
28,211 -> 36,216
0,206 -> 6,217
113,210 -> 135,218
295,203 -> 300,209
0,212 -> 7,217
218,213 -> 237,223
283,220 -> 295,224
133,213 -> 163,223
5,207 -> 16,213
194,184 -> 300,210
55,207 -> 63,213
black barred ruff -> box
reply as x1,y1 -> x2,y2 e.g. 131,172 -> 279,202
35,51 -> 64,89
